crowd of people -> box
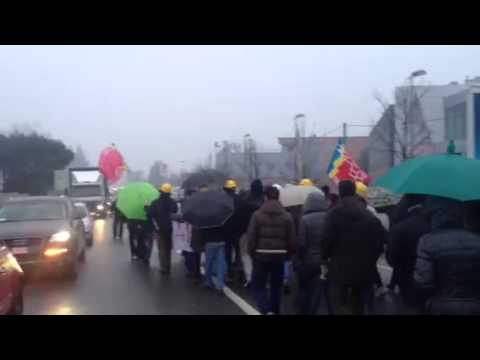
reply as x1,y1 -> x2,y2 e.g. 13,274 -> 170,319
111,177 -> 480,315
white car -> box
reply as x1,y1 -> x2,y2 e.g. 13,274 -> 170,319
74,203 -> 94,246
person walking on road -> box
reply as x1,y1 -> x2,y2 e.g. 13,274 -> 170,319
112,198 -> 125,240
321,180 -> 386,315
247,185 -> 296,315
239,179 -> 265,288
356,181 -> 389,297
223,179 -> 244,284
127,219 -> 148,261
147,183 -> 178,275
414,200 -> 480,314
295,191 -> 331,315
386,197 -> 429,310
386,194 -> 426,291
200,225 -> 227,295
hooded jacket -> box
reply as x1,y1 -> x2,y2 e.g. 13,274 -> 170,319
247,199 -> 296,263
297,192 -> 330,269
321,196 -> 387,287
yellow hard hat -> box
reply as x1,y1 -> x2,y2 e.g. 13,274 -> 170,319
160,183 -> 173,194
299,178 -> 313,186
355,181 -> 369,200
224,179 -> 237,189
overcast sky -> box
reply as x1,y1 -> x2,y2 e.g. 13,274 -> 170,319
1,45 -> 480,173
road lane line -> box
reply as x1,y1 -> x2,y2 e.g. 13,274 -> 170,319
223,286 -> 260,315
200,266 -> 260,315
378,265 -> 393,272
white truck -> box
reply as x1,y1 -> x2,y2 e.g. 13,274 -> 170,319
54,167 -> 110,218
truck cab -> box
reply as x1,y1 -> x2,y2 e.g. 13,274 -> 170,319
66,168 -> 110,219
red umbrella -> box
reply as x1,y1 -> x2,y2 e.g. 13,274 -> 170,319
98,145 -> 126,184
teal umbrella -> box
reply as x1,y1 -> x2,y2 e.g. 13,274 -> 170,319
374,142 -> 480,202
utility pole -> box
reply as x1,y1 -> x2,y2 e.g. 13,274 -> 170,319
294,114 -> 305,181
342,122 -> 347,139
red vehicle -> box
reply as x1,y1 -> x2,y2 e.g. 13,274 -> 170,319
0,240 -> 24,315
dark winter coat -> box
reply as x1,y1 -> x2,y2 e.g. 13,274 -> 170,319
247,199 -> 296,263
223,189 -> 246,239
386,206 -> 430,307
296,192 -> 330,271
147,193 -> 178,236
200,226 -> 225,244
321,196 -> 386,287
237,180 -> 265,235
414,229 -> 480,314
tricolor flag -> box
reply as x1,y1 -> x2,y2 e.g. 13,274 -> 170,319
327,138 -> 370,185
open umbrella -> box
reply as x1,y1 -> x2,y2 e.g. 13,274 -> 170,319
374,143 -> 480,202
182,190 -> 234,229
279,184 -> 324,207
116,182 -> 159,221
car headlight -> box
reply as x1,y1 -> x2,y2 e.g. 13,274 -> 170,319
50,230 -> 71,242
6,253 -> 23,273
97,204 -> 104,211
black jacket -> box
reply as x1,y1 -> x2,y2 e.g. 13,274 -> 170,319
414,229 -> 480,314
297,192 -> 330,271
386,206 -> 430,307
237,180 -> 265,236
321,197 -> 386,287
223,190 -> 245,239
147,193 -> 178,236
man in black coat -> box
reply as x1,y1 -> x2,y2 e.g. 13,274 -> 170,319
386,202 -> 430,309
238,179 -> 265,287
414,200 -> 480,314
387,194 -> 426,291
321,180 -> 387,315
147,183 -> 178,275
223,179 -> 245,283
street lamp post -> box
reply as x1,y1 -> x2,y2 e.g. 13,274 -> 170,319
403,69 -> 428,159
294,114 -> 306,180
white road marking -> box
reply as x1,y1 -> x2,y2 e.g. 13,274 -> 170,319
378,265 -> 393,272
200,266 -> 260,315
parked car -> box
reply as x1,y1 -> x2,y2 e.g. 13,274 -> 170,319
0,241 -> 24,315
0,196 -> 86,279
74,203 -> 94,246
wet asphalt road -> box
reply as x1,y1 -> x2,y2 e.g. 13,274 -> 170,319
23,218 -> 414,315
24,219 -> 243,315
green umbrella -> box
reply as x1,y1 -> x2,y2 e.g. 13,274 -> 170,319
116,182 -> 160,220
374,142 -> 480,202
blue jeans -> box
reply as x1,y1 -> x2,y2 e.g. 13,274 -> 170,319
205,242 -> 226,290
252,260 -> 285,315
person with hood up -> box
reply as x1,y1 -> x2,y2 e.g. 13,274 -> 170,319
247,185 -> 296,315
321,180 -> 387,315
239,179 -> 265,288
295,191 -> 331,315
147,183 -> 179,275
414,200 -> 480,314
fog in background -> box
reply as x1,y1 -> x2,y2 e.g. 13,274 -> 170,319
1,45 -> 480,173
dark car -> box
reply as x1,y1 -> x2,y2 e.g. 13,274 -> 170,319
0,242 -> 24,315
0,196 -> 87,279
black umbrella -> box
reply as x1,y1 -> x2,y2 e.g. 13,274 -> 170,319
182,190 -> 234,229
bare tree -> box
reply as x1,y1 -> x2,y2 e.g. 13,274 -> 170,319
372,84 -> 433,162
